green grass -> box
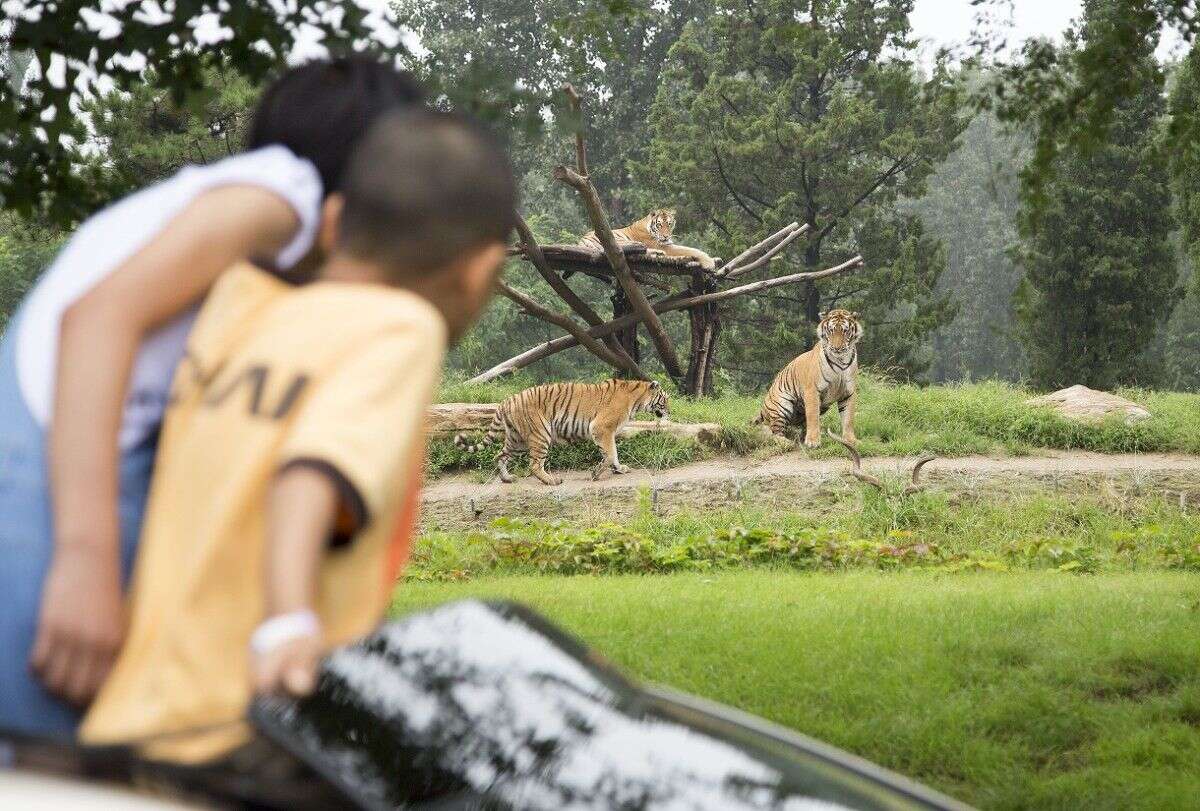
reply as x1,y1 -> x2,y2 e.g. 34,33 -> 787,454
390,570 -> 1200,810
410,490 -> 1200,580
430,373 -> 1200,477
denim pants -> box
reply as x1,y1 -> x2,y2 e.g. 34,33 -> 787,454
0,313 -> 155,740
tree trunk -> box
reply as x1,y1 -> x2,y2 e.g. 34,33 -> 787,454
702,315 -> 721,396
610,286 -> 640,372
684,270 -> 721,396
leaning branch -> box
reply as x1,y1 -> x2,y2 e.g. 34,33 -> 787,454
513,214 -> 639,367
562,83 -> 588,177
469,255 -> 864,383
554,164 -> 685,379
496,283 -> 645,378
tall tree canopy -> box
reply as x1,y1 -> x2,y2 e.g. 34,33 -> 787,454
394,0 -> 712,222
642,0 -> 963,380
1015,1 -> 1177,391
910,101 -> 1027,383
1163,42 -> 1200,391
1,1 -> 374,224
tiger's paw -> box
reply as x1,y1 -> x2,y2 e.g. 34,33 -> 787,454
613,463 -> 631,475
803,434 -> 821,449
699,256 -> 716,270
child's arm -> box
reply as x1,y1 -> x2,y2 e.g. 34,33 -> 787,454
34,185 -> 307,706
252,465 -> 341,697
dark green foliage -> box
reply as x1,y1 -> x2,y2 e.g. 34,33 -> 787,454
1016,7 -> 1178,391
409,491 -> 1200,579
642,0 -> 964,383
1,3 -> 373,224
0,212 -> 63,329
976,0 -> 1200,213
909,105 -> 1028,382
81,65 -> 259,187
1163,46 -> 1200,391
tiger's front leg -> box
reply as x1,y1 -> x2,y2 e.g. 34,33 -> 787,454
802,386 -> 822,449
590,423 -> 629,480
838,392 -> 857,446
661,244 -> 716,270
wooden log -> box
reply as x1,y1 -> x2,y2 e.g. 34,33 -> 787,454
468,255 -> 864,383
427,402 -> 722,443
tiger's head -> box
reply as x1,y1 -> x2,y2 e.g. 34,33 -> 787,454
637,379 -> 670,420
817,309 -> 862,358
646,208 -> 677,245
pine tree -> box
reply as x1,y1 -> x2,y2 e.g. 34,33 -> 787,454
1163,45 -> 1200,391
640,0 -> 963,382
1015,2 -> 1177,391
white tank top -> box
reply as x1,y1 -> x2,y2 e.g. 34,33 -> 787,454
15,145 -> 323,450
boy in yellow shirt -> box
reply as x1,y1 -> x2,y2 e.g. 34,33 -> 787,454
78,109 -> 515,764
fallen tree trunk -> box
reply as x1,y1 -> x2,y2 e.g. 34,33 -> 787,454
427,403 -> 722,443
468,255 -> 864,384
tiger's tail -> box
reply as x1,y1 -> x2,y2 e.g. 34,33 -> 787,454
454,412 -> 505,453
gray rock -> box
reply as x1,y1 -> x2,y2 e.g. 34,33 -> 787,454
1024,384 -> 1151,425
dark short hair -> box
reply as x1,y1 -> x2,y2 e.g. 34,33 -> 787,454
248,56 -> 425,194
338,110 -> 517,275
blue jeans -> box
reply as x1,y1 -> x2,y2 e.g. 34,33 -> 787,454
0,313 -> 156,740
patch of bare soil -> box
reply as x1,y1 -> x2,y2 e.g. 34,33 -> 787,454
421,451 -> 1200,530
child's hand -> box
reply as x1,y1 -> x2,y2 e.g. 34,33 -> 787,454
31,543 -> 124,705
251,611 -> 323,697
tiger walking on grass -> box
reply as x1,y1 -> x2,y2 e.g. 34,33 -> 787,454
754,309 -> 863,449
454,380 -> 670,486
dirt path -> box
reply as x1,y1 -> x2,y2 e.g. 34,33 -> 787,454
422,451 -> 1200,529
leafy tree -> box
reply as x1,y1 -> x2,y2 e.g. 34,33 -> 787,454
641,0 -> 963,381
394,0 -> 712,221
1,1 -> 374,224
908,105 -> 1028,382
81,64 -> 259,187
1163,44 -> 1200,391
1014,4 -> 1177,391
0,211 -> 63,328
974,0 -> 1199,208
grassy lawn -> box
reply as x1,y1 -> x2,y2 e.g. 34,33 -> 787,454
390,570 -> 1200,810
430,373 -> 1200,477
411,490 -> 1200,579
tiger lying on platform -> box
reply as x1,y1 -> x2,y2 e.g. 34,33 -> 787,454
753,309 -> 863,449
578,208 -> 717,270
454,380 -> 669,486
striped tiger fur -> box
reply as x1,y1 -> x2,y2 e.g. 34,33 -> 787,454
753,309 -> 863,449
578,208 -> 716,270
454,380 -> 670,486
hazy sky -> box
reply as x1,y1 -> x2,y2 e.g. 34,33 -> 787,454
909,0 -> 1185,61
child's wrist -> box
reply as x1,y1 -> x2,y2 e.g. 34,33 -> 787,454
251,609 -> 321,655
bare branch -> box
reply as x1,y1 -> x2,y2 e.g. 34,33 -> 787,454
724,224 -> 810,280
825,431 -> 885,490
903,455 -> 937,496
496,282 -> 646,378
554,163 -> 684,378
469,255 -> 864,383
513,214 -> 640,367
717,222 -> 802,276
562,83 -> 588,177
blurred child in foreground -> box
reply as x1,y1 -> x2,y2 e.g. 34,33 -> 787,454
0,57 -> 424,738
78,109 -> 516,764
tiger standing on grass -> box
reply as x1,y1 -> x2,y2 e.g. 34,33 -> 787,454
454,380 -> 669,486
754,309 -> 862,449
579,208 -> 717,270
